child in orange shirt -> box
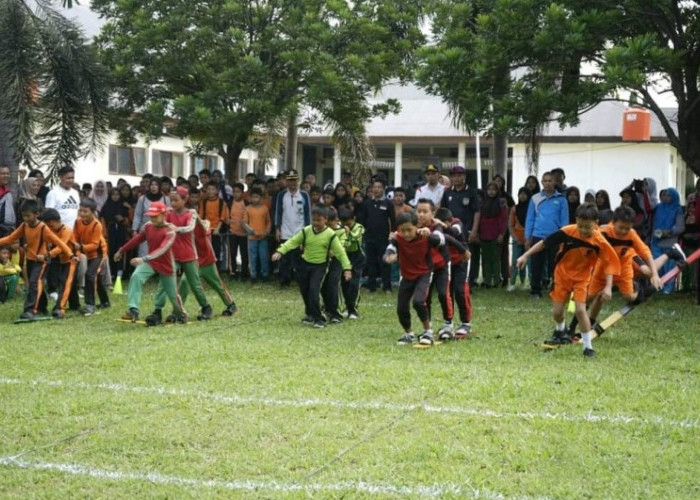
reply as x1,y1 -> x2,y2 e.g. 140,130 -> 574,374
228,183 -> 249,280
73,198 -> 109,316
199,181 -> 230,273
43,208 -> 80,318
244,187 -> 271,281
517,203 -> 620,357
0,200 -> 73,320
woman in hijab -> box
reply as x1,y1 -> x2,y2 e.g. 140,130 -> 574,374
524,175 -> 540,195
493,173 -> 514,285
132,178 -> 169,256
332,182 -> 353,210
100,188 -> 131,278
595,190 -> 614,225
566,186 -> 581,225
652,187 -> 685,294
27,169 -> 50,204
16,177 -> 43,218
508,187 -> 532,291
89,180 -> 109,212
584,189 -> 596,204
620,187 -> 649,240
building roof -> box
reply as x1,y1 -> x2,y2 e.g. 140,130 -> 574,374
301,83 -> 678,143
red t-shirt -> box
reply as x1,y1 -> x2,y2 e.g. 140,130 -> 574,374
120,223 -> 176,276
167,209 -> 198,263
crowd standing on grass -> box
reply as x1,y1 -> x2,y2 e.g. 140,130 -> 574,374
0,161 -> 698,354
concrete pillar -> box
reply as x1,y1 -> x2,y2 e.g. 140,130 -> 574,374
247,150 -> 254,174
458,142 -> 466,167
394,142 -> 403,187
333,147 -> 342,185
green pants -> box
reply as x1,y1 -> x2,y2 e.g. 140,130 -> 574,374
127,263 -> 182,313
481,241 -> 502,288
0,274 -> 19,302
180,263 -> 233,307
155,260 -> 209,311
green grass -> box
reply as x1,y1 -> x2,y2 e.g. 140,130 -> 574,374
1,281 -> 699,499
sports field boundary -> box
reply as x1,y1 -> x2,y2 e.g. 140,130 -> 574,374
2,377 -> 697,429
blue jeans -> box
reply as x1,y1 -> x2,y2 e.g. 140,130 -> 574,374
248,238 -> 269,279
510,242 -> 528,285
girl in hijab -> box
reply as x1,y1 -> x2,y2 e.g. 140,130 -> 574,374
493,173 -> 515,286
89,180 -> 109,212
595,189 -> 614,225
507,187 -> 531,291
620,188 -> 649,239
16,177 -> 43,218
478,181 -> 508,288
652,187 -> 685,293
584,189 -> 595,204
566,186 -> 581,225
132,178 -> 170,256
332,182 -> 353,210
100,188 -> 131,278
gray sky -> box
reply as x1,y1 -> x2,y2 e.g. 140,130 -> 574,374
57,3 -> 104,38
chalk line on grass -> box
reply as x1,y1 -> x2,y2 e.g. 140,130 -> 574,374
1,377 -> 697,429
0,456 -> 550,500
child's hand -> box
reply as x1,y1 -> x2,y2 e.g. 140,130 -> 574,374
343,270 -> 352,281
650,275 -> 662,290
601,286 -> 613,302
114,251 -> 122,262
271,252 -> 282,262
468,232 -> 479,244
463,249 -> 471,261
417,227 -> 430,237
36,254 -> 46,263
384,253 -> 397,264
516,256 -> 527,269
130,257 -> 144,267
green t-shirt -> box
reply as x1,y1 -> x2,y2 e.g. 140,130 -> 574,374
278,225 -> 351,270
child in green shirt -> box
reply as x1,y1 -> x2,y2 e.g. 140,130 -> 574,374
272,206 -> 351,328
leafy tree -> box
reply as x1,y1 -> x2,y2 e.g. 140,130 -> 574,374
419,0 -> 700,177
93,0 -> 425,183
0,0 -> 109,181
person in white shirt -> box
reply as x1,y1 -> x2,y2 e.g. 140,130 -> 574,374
411,163 -> 445,207
45,166 -> 80,228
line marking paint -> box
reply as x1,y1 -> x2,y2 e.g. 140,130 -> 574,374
1,378 -> 698,429
0,457 -> 550,499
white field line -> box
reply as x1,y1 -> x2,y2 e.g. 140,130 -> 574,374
0,457 -> 549,500
1,378 -> 698,429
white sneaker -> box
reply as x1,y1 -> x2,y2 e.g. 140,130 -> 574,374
506,284 -> 516,292
348,313 -> 359,320
49,292 -> 58,301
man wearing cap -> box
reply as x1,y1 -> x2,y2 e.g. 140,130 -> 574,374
441,166 -> 481,284
411,164 -> 445,207
274,169 -> 311,287
341,170 -> 359,197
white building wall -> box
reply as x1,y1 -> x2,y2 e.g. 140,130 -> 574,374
511,142 -> 680,200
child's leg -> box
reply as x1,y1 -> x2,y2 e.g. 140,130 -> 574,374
297,260 -> 313,317
158,273 -> 184,315
451,261 -> 472,324
200,263 -> 234,307
83,257 -> 101,306
259,239 -> 269,279
412,273 -> 432,329
24,260 -> 47,313
248,239 -> 259,279
181,260 -> 210,308
481,241 -> 497,287
126,263 -> 157,311
238,235 -> 249,278
341,252 -> 363,315
56,260 -> 78,314
468,242 -> 480,287
0,275 -> 6,302
96,259 -> 110,305
307,263 -> 327,322
433,265 -> 453,323
397,278 -> 416,332
321,259 -> 342,319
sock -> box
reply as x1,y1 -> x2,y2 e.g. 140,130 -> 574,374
569,316 -> 579,333
582,331 -> 593,350
556,320 -> 567,332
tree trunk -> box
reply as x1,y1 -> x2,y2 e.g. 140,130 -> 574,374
219,142 -> 244,186
0,117 -> 19,189
285,113 -> 298,173
492,133 -> 508,180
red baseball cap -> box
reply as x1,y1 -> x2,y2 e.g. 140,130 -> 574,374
145,201 -> 168,217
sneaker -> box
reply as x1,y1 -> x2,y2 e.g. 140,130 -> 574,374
164,313 -> 177,323
507,284 -> 516,292
301,316 -> 314,325
543,330 -> 572,345
48,292 -> 58,301
418,330 -> 435,345
438,322 -> 453,341
122,308 -> 139,322
80,305 -> 96,317
222,302 -> 238,316
329,316 -> 343,324
583,348 -> 596,358
169,313 -> 187,324
19,310 -> 35,320
145,310 -> 162,326
197,304 -> 213,321
99,302 -> 111,309
454,323 -> 472,339
313,320 -> 326,328
347,312 -> 359,320
667,243 -> 688,267
397,333 -> 416,345
52,310 -> 65,319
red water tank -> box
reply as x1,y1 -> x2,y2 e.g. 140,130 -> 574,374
622,108 -> 651,141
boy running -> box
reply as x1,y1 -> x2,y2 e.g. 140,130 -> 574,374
517,203 -> 620,357
272,206 -> 352,328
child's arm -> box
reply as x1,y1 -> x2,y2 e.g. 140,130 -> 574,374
444,233 -> 471,261
516,240 -> 545,268
271,227 -> 304,261
142,227 -> 176,263
383,238 -> 398,264
44,228 -> 74,261
175,210 -> 198,234
114,230 -> 147,260
0,224 -> 24,248
78,221 -> 102,254
329,235 -> 352,280
631,231 -> 662,289
524,198 -> 535,247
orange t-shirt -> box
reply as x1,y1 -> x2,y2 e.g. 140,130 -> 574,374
198,197 -> 229,231
508,207 -> 525,244
544,224 -> 620,282
48,224 -> 78,264
0,222 -> 73,262
592,224 -> 651,279
244,204 -> 271,240
73,218 -> 104,260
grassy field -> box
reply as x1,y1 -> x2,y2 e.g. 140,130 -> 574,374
1,280 -> 699,499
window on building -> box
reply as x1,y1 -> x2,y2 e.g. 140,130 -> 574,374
108,145 -> 146,176
152,150 -> 184,178
192,155 -> 218,173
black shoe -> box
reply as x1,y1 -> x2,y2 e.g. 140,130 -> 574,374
301,316 -> 314,325
543,330 -> 572,345
222,302 -> 238,316
313,320 -> 326,329
329,315 -> 343,324
145,309 -> 162,326
52,310 -> 65,319
99,302 -> 111,309
19,310 -> 35,320
666,243 -> 687,267
122,308 -> 139,323
583,348 -> 596,358
197,304 -> 213,321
